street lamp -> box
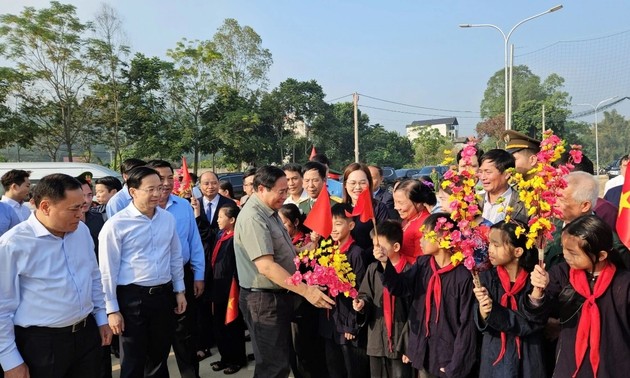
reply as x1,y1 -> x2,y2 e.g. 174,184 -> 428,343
460,4 -> 563,130
577,96 -> 618,176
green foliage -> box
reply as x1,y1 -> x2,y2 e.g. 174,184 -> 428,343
362,124 -> 414,168
597,109 -> 630,165
411,127 -> 452,166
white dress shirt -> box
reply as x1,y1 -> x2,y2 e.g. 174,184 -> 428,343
98,203 -> 185,314
202,195 -> 220,223
0,195 -> 31,222
284,189 -> 309,206
0,214 -> 107,371
482,187 -> 514,224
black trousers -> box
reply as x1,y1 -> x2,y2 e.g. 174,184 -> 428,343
173,264 -> 199,378
369,356 -> 412,378
324,339 -> 370,378
291,301 -> 328,378
117,283 -> 175,378
240,289 -> 294,378
13,315 -> 102,378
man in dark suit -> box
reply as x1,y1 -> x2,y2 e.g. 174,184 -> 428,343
368,165 -> 398,220
197,171 -> 233,233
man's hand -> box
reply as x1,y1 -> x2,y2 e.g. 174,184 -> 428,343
174,292 -> 187,314
99,324 -> 113,346
344,332 -> 355,340
108,312 -> 124,335
303,285 -> 334,309
193,280 -> 205,298
4,363 -> 29,378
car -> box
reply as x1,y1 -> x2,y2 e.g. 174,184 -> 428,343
217,172 -> 244,199
381,166 -> 396,187
394,168 -> 423,180
606,158 -> 623,179
411,165 -> 449,181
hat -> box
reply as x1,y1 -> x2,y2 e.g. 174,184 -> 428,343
502,130 -> 540,154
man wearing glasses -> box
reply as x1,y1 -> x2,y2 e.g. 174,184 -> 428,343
98,166 -> 186,378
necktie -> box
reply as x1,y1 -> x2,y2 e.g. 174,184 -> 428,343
205,201 -> 212,223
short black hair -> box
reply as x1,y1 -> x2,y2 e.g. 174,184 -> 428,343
1,169 -> 30,191
243,167 -> 257,180
32,174 -> 82,208
282,163 -> 303,177
219,202 -> 240,220
145,159 -> 174,174
94,176 -> 123,192
120,158 -> 147,176
219,180 -> 234,198
310,153 -> 330,167
302,161 -> 327,180
126,167 -> 160,189
376,220 -> 404,247
279,204 -> 310,234
190,172 -> 198,184
253,165 -> 285,190
479,149 -> 515,173
331,203 -> 353,219
554,151 -> 594,175
75,176 -> 92,189
456,147 -> 484,164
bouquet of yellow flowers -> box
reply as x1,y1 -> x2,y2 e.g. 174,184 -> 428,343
287,239 -> 358,298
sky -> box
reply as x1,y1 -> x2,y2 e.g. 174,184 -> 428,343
2,0 -> 629,137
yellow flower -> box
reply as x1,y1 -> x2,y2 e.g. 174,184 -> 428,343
451,251 -> 464,264
515,225 -> 525,238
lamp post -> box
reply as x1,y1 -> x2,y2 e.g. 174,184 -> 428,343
577,96 -> 618,176
460,5 -> 563,130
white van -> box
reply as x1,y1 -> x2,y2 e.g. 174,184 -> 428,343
0,162 -> 122,189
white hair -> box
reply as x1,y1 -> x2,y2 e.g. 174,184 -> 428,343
565,171 -> 599,209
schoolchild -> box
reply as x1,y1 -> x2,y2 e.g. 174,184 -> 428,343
209,203 -> 246,375
526,214 -> 630,377
354,220 -> 412,378
473,220 -> 545,377
376,212 -> 477,378
320,203 -> 369,378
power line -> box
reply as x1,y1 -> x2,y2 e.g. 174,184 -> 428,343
326,93 -> 353,102
358,104 -> 481,119
568,96 -> 629,119
358,93 -> 480,114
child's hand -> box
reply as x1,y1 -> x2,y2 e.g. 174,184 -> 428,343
402,355 -> 410,364
310,232 -> 320,243
352,298 -> 364,312
477,292 -> 492,320
373,245 -> 388,263
473,287 -> 489,303
530,264 -> 549,298
190,196 -> 201,217
344,332 -> 355,340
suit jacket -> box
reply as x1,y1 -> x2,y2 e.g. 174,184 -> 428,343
196,194 -> 234,260
374,187 -> 398,220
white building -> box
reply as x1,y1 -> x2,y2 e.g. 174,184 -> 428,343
406,117 -> 459,142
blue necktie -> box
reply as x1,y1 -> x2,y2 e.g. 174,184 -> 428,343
205,201 -> 212,223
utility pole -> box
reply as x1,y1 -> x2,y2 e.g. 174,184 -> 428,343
353,92 -> 359,162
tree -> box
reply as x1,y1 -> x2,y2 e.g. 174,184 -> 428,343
87,3 -> 130,168
0,1 -> 95,161
166,38 -> 221,173
362,124 -> 414,168
597,109 -> 630,165
211,18 -> 272,96
476,114 -> 505,142
411,127 -> 452,166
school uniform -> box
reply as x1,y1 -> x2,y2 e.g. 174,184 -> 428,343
381,255 -> 478,378
523,262 -> 630,377
319,239 -> 369,378
350,199 -> 390,265
210,231 -> 246,368
358,261 -> 412,378
474,268 -> 545,378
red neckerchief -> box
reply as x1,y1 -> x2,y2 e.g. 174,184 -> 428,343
425,257 -> 457,336
291,231 -> 305,246
569,263 -> 616,378
338,236 -> 355,254
383,257 -> 408,352
493,266 -> 529,365
211,230 -> 234,269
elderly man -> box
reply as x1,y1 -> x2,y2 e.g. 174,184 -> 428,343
478,149 -> 527,224
0,174 -> 112,378
544,171 -> 630,268
235,165 -> 334,377
368,165 -> 397,219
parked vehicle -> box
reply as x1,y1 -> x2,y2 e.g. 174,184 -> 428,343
217,172 -> 244,199
394,168 -> 423,180
606,158 -> 622,179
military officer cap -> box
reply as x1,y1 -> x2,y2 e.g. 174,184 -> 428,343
502,130 -> 540,154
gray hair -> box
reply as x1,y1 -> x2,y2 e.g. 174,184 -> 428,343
565,171 -> 599,210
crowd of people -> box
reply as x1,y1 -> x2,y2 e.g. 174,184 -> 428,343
0,129 -> 629,378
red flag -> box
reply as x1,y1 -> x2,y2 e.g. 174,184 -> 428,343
304,187 -> 332,238
309,146 -> 317,160
175,156 -> 193,197
345,188 -> 375,223
225,277 -> 239,325
617,173 -> 630,248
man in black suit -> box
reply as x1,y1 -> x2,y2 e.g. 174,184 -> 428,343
368,165 -> 398,220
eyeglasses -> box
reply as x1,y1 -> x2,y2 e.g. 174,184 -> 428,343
135,186 -> 166,194
345,180 -> 369,188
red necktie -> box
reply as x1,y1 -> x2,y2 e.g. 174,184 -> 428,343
569,263 -> 616,378
425,257 -> 456,336
383,258 -> 408,351
211,231 -> 233,269
493,266 -> 528,365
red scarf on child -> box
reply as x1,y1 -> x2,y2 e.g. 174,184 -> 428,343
493,266 -> 528,365
425,257 -> 457,336
291,231 -> 305,246
569,263 -> 616,378
211,230 -> 233,269
383,258 -> 407,352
